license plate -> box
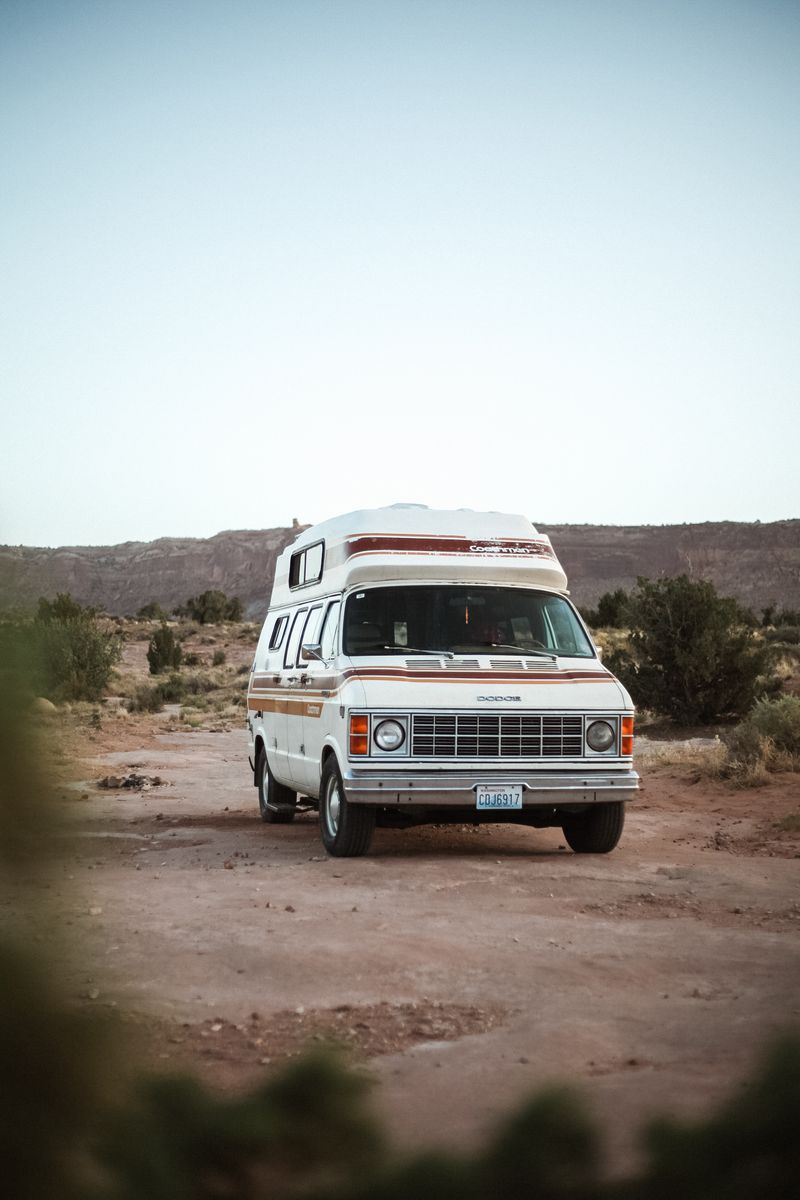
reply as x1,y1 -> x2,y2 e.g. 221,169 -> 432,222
476,784 -> 523,810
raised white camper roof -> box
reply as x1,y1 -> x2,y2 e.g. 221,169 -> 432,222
269,504 -> 568,608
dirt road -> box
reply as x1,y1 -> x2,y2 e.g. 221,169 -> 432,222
35,725 -> 800,1171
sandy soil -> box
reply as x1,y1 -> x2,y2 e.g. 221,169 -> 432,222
14,707 -> 800,1175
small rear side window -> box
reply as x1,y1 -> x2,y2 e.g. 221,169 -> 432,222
304,541 -> 323,583
268,614 -> 289,650
289,540 -> 325,589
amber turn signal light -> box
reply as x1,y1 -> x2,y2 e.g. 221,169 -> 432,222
350,714 -> 369,755
621,715 -> 634,756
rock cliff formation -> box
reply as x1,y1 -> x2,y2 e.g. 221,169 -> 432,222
1,520 -> 798,619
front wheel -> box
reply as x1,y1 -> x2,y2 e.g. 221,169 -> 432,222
319,758 -> 375,857
257,749 -> 297,824
561,802 -> 625,853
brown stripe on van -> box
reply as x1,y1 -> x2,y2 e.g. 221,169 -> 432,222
247,696 -> 324,716
345,668 -> 613,684
344,535 -> 554,559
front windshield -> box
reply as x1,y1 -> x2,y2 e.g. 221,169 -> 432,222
343,585 -> 594,658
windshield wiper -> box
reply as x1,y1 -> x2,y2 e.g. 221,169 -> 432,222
485,642 -> 559,662
383,644 -> 455,660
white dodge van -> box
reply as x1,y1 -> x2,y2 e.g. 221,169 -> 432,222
246,505 -> 638,857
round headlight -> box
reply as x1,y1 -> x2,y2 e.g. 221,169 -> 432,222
374,718 -> 406,752
586,720 -> 615,752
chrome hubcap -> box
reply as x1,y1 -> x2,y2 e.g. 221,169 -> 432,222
326,780 -> 341,835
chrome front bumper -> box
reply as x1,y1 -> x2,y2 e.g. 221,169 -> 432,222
341,767 -> 640,806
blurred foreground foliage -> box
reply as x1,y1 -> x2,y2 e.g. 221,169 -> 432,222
2,641 -> 800,1200
0,592 -> 121,703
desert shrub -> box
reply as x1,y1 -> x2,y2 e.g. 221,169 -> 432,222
765,625 -> 800,645
738,695 -> 800,754
177,590 -> 243,624
582,588 -> 631,629
714,696 -> 800,784
127,684 -> 164,714
30,593 -> 121,702
156,673 -> 187,703
182,651 -> 202,666
146,623 -> 182,675
606,576 -> 768,725
37,593 -> 94,622
762,606 -> 800,627
135,601 -> 167,621
211,649 -> 226,666
181,672 -> 218,695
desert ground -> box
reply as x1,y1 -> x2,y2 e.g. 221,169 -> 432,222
12,625 -> 800,1175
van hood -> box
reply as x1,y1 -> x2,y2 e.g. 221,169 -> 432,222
340,655 -> 629,711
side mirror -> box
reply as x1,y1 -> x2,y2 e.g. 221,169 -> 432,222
302,643 -> 325,663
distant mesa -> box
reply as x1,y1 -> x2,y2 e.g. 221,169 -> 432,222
0,520 -> 798,618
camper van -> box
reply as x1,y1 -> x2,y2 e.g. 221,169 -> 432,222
246,505 -> 638,857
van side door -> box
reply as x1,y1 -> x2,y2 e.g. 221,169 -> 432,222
250,611 -> 290,781
297,598 -> 341,796
276,606 -> 308,784
285,603 -> 323,785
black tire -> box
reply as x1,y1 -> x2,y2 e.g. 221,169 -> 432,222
257,748 -> 297,824
319,757 -> 375,857
561,801 -> 625,853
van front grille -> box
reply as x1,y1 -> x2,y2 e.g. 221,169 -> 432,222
411,712 -> 584,758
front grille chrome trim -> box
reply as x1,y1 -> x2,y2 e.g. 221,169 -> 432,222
411,710 -> 585,759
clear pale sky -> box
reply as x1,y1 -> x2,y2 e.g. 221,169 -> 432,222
2,0 -> 798,547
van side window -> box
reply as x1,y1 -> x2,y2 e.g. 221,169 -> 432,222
283,609 -> 308,669
268,614 -> 289,650
319,600 -> 341,659
297,605 -> 323,664
289,540 -> 325,589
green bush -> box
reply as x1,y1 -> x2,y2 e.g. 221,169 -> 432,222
750,694 -> 800,751
37,593 -> 94,622
127,684 -> 164,714
726,695 -> 800,767
762,605 -> 800,628
765,626 -> 800,645
176,590 -> 243,624
212,649 -> 226,666
30,593 -> 121,702
607,576 -> 769,725
156,673 -> 187,703
582,588 -> 631,629
146,623 -> 182,675
182,672 -> 218,696
135,601 -> 167,621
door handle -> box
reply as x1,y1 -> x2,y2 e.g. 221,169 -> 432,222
300,673 -> 310,685
272,674 -> 280,684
